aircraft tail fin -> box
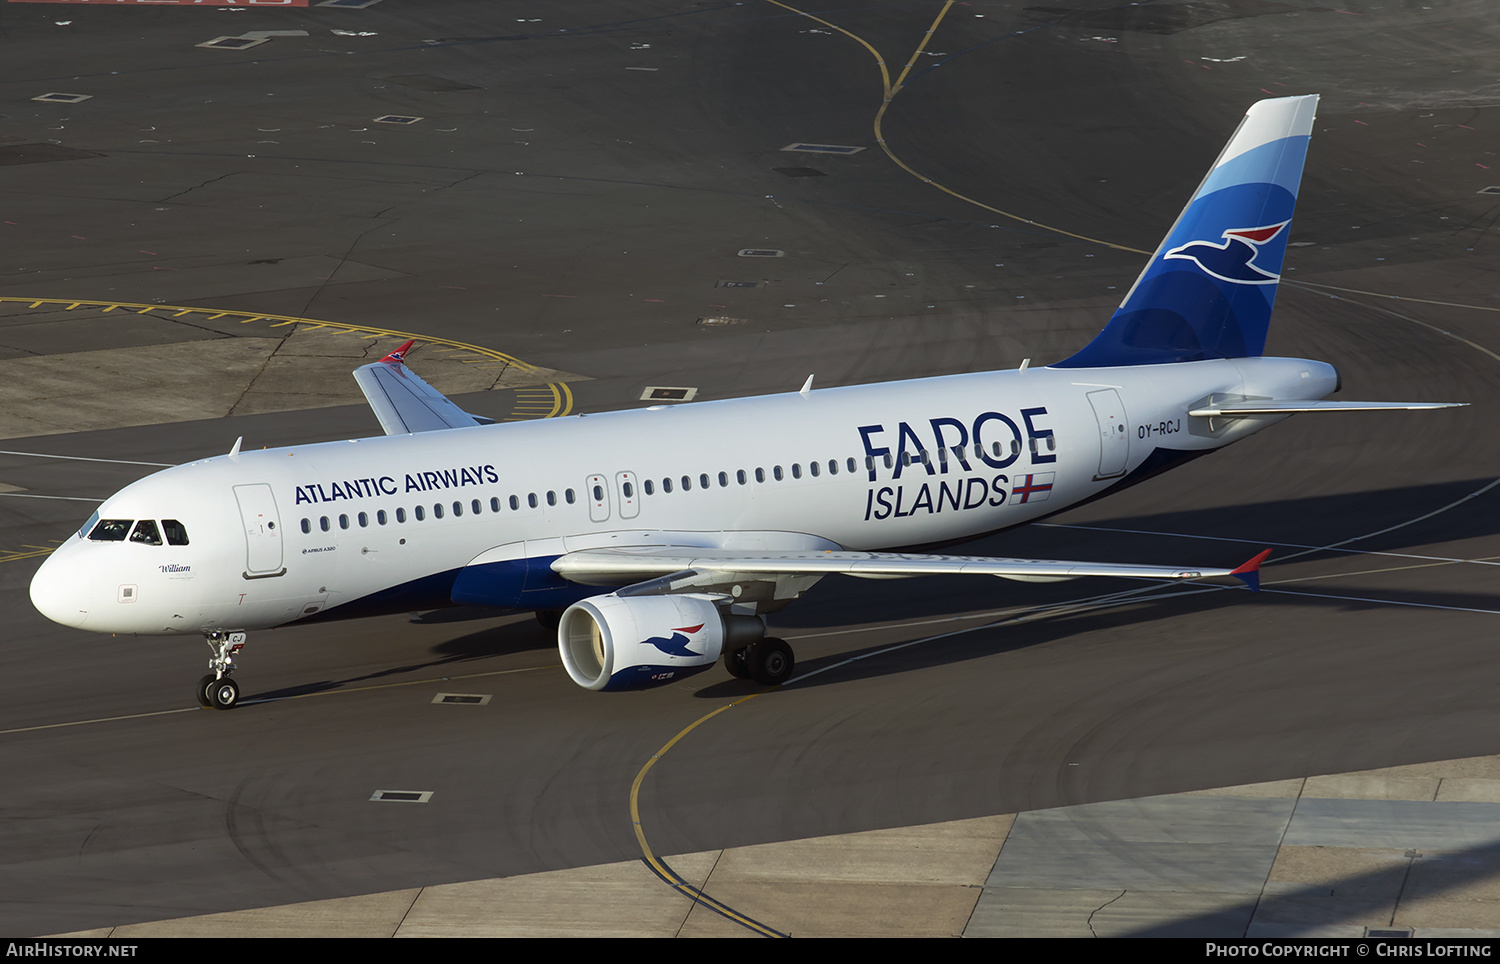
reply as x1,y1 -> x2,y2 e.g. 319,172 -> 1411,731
1057,95 -> 1319,369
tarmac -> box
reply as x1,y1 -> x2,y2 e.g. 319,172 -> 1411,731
57,753 -> 1500,939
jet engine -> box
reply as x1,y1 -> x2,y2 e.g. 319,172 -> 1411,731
558,593 -> 754,691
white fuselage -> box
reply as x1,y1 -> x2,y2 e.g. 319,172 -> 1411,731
29,356 -> 1336,637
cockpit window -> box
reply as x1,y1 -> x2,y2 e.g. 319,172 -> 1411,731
78,511 -> 100,540
88,519 -> 133,542
162,519 -> 189,546
129,520 -> 162,546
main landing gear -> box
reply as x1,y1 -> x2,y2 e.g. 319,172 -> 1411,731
197,631 -> 246,710
723,636 -> 794,686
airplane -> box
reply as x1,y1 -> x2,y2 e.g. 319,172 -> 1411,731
29,94 -> 1464,709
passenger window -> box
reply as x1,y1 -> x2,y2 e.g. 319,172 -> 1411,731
528,493 -> 538,508
565,489 -> 576,504
452,501 -> 463,517
717,472 -> 728,487
88,519 -> 133,542
358,512 -> 369,527
547,491 -> 556,506
755,468 -> 765,483
163,519 -> 189,545
339,514 -> 350,530
415,506 -> 426,521
809,462 -> 820,477
396,508 -> 407,523
682,476 -> 692,491
737,470 -> 746,485
644,480 -> 655,495
663,478 -> 673,493
490,498 -> 501,512
593,484 -> 604,502
700,473 -> 709,489
847,457 -> 857,473
130,520 -> 162,545
378,510 -> 388,525
510,495 -> 520,510
827,460 -> 837,476
773,465 -> 784,481
623,482 -> 634,498
433,504 -> 444,519
792,464 -> 802,479
472,499 -> 482,514
320,517 -> 331,532
301,518 -> 311,534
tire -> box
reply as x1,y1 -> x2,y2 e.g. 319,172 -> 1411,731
207,677 -> 240,711
747,637 -> 794,686
723,646 -> 750,679
196,674 -> 216,708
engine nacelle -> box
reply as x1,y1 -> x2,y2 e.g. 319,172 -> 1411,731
558,593 -> 727,691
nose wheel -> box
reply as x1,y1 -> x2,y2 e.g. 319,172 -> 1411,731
199,631 -> 246,711
197,674 -> 240,710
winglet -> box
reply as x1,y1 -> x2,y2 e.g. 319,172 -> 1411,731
1229,548 -> 1273,592
380,340 -> 416,365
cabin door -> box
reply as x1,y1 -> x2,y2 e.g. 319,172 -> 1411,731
1087,389 -> 1130,480
233,483 -> 285,576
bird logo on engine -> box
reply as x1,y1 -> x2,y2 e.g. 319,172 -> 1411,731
643,624 -> 707,658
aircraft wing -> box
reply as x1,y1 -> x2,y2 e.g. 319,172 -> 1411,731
352,340 -> 493,435
552,547 -> 1272,593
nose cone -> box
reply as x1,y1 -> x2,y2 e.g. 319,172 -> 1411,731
30,548 -> 91,630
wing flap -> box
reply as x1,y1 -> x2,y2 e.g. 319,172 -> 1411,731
352,340 -> 492,436
553,547 -> 1267,590
1189,400 -> 1466,417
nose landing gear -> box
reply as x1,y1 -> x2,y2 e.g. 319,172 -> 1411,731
198,632 -> 245,710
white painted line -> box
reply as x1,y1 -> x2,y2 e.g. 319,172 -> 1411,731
0,493 -> 104,503
0,450 -> 173,467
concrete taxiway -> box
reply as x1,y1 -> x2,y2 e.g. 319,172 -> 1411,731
2,0 -> 1499,938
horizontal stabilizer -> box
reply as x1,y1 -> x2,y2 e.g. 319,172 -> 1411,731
352,340 -> 492,435
1189,400 -> 1467,417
